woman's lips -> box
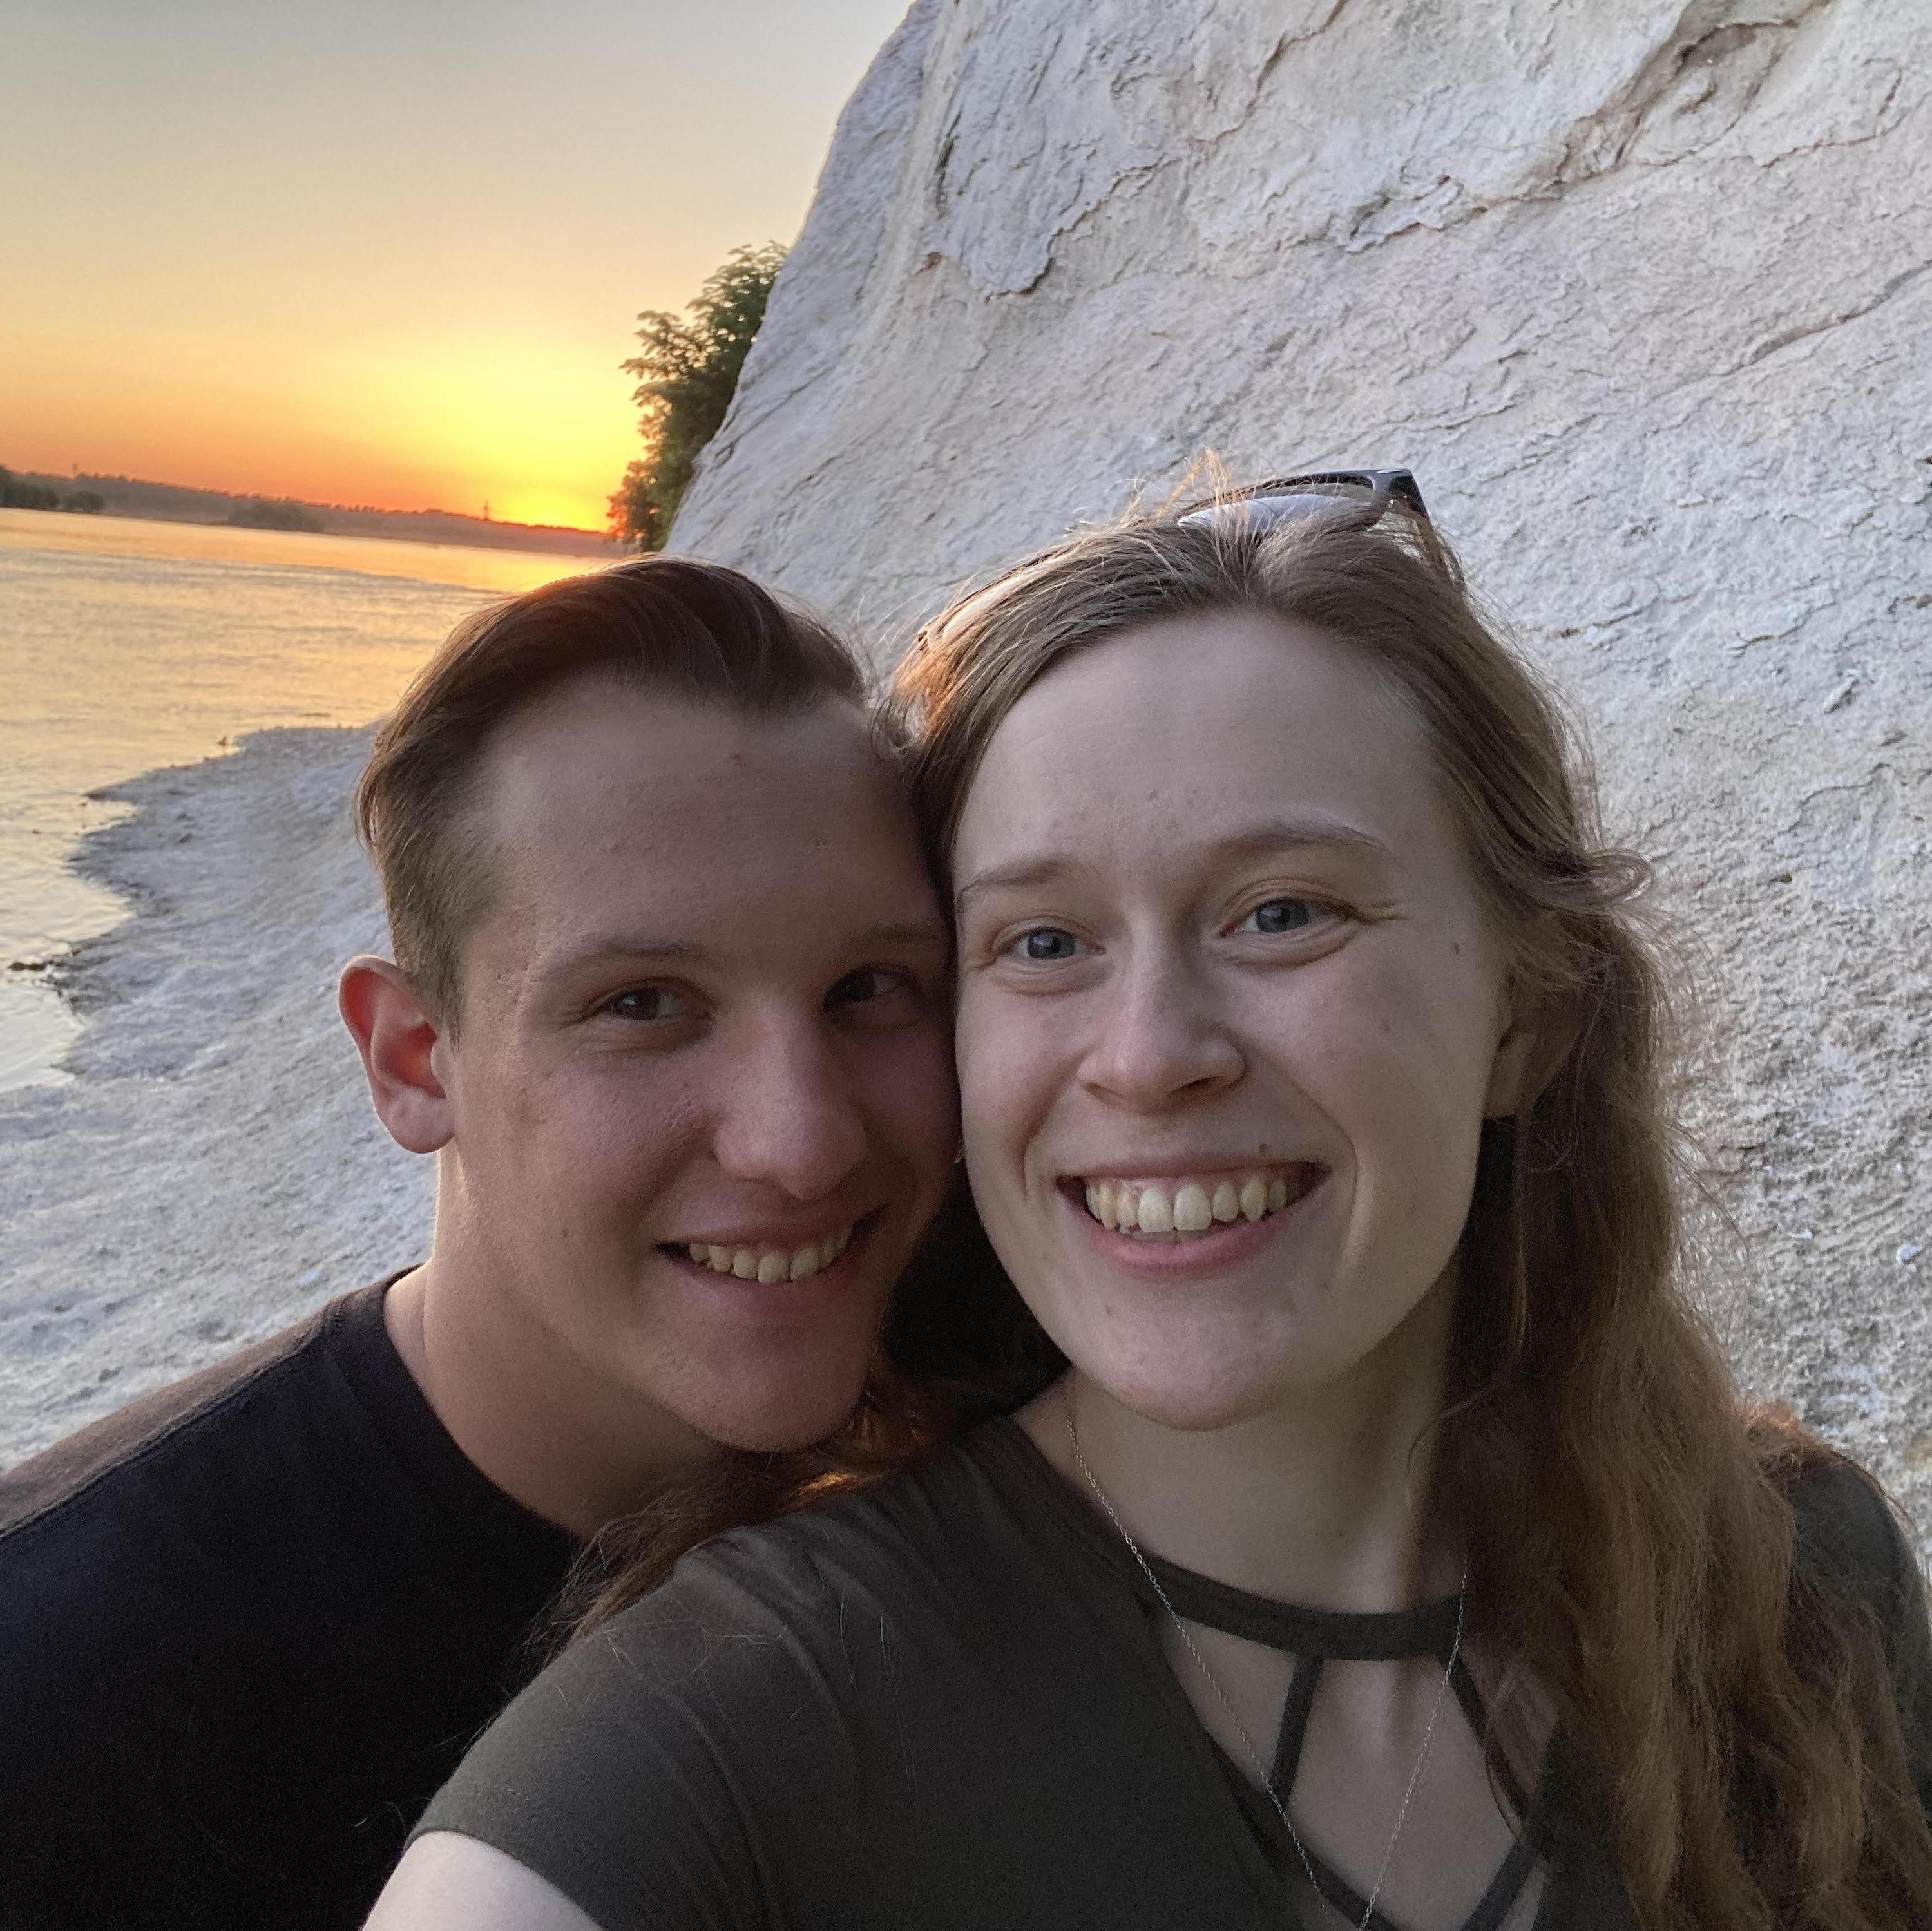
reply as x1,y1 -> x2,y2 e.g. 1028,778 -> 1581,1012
1075,1163 -> 1324,1240
1060,1165 -> 1328,1276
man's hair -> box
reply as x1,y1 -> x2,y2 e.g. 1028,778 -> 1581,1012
352,556 -> 866,1023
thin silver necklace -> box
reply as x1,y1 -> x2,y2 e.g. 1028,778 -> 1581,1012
1064,1383 -> 1466,1931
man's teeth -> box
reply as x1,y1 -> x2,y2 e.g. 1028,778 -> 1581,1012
1082,1173 -> 1301,1239
686,1225 -> 854,1282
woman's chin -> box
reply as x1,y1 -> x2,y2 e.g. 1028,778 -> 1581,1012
1066,1347 -> 1321,1434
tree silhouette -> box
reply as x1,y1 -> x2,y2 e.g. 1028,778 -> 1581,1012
608,243 -> 786,551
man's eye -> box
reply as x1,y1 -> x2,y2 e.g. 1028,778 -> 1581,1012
1007,928 -> 1082,963
602,986 -> 690,1022
827,967 -> 904,1008
1238,899 -> 1321,935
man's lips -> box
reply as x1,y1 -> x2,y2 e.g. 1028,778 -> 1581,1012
660,1213 -> 865,1285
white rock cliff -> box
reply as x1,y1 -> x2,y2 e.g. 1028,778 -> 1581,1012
674,2 -> 1932,1521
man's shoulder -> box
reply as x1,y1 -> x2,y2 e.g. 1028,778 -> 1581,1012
0,1279 -> 393,1554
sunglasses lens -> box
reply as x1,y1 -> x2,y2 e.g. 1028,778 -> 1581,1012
1178,488 -> 1370,535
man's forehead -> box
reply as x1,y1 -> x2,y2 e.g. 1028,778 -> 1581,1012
459,681 -> 927,929
479,679 -> 879,821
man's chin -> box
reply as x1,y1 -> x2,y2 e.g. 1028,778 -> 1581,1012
685,1369 -> 875,1458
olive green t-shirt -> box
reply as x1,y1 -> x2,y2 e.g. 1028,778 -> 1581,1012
417,1418 -> 1931,1930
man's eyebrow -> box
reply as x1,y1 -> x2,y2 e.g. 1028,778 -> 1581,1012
850,919 -> 953,953
955,816 -> 1395,909
535,937 -> 712,981
539,920 -> 950,979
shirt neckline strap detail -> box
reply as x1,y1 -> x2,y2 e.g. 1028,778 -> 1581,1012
964,1414 -> 1462,1661
1144,1555 -> 1464,1659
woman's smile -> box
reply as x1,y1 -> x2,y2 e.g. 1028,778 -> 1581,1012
1072,1164 -> 1324,1237
1058,1162 -> 1332,1280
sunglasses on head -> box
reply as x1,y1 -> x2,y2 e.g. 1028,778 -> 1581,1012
1176,468 -> 1428,535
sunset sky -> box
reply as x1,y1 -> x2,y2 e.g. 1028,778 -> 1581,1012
1,1 -> 910,531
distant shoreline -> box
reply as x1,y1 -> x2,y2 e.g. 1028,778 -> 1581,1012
8,468 -> 616,559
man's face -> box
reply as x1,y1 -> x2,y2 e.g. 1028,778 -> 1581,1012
437,678 -> 957,1453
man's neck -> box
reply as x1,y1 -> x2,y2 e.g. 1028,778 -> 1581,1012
1017,1278 -> 1458,1613
383,1257 -> 720,1539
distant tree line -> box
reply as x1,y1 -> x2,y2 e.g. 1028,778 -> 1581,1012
609,243 -> 785,551
1,466 -> 103,514
227,497 -> 326,533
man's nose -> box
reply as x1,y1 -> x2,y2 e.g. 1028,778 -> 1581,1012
711,1015 -> 868,1202
1077,947 -> 1243,1114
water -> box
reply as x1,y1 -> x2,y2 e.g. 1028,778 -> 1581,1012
0,509 -> 610,1090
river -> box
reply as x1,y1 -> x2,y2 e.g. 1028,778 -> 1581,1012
0,508 -> 608,1090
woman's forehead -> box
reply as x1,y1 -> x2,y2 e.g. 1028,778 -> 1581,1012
955,611 -> 1440,864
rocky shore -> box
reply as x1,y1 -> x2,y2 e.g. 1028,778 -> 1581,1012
0,730 -> 432,1466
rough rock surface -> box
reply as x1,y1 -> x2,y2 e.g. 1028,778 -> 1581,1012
674,1 -> 1932,1527
0,732 -> 434,1463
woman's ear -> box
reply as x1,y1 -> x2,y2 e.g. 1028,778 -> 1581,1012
339,956 -> 455,1155
1484,980 -> 1582,1120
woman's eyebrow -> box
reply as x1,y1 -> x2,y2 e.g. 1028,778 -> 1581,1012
955,817 -> 1395,911
1210,817 -> 1397,866
953,857 -> 1084,910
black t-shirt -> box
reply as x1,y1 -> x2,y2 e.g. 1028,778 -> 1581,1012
0,1280 -> 579,1931
419,1416 -> 1932,1931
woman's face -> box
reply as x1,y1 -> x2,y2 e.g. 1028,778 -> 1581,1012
951,610 -> 1541,1430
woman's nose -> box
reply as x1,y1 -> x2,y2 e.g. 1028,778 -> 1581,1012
711,1017 -> 868,1201
1076,949 -> 1243,1114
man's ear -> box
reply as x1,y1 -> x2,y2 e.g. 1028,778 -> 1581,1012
1484,980 -> 1582,1121
339,956 -> 454,1155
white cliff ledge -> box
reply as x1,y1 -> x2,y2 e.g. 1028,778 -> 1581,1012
674,0 -> 1932,1524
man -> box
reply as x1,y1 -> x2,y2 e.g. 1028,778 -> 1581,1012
0,559 -> 959,1928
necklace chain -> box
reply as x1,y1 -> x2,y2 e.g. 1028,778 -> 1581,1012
1063,1384 -> 1466,1931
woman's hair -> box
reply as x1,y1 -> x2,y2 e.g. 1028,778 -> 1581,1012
887,488 -> 1932,1928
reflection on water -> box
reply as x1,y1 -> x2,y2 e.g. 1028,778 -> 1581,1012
0,509 -> 611,1090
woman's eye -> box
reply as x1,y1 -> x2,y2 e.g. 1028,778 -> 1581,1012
602,985 -> 690,1023
1238,899 -> 1321,936
1007,928 -> 1082,963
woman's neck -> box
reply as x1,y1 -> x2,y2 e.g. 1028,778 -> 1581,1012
1017,1273 -> 1458,1612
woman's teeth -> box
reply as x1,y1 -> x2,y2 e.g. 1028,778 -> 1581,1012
1082,1172 -> 1308,1239
687,1224 -> 853,1283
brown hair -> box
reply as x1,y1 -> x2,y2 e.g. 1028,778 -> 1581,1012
887,493 -> 1932,1927
352,556 -> 865,1023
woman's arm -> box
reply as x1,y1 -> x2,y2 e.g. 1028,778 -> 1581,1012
366,1834 -> 604,1931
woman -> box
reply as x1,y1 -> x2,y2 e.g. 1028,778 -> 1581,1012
371,477 -> 1932,1929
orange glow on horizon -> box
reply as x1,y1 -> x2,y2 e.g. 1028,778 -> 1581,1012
0,326 -> 635,533
0,1 -> 915,540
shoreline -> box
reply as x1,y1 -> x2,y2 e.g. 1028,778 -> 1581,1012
0,728 -> 433,1467
6,472 -> 613,558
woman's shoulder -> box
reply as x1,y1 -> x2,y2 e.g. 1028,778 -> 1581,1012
655,1411 -> 1089,1628
412,1416 -> 1112,1929
1771,1438 -> 1922,1605
1765,1434 -> 1930,1706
